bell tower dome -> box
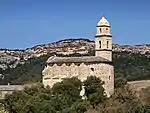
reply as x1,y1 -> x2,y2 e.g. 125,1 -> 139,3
95,16 -> 112,61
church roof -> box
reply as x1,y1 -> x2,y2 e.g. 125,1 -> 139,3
97,16 -> 110,26
47,56 -> 111,64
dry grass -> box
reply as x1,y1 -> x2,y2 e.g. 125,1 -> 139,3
128,80 -> 150,91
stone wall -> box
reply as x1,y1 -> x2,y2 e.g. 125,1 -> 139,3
43,62 -> 114,97
0,91 -> 12,99
95,51 -> 112,61
0,85 -> 24,99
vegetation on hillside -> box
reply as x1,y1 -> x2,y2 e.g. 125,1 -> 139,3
0,51 -> 150,84
0,53 -> 54,85
114,51 -> 150,81
56,38 -> 94,43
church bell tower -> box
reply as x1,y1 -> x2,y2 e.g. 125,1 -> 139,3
95,16 -> 112,61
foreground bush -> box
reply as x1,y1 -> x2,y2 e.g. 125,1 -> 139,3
83,76 -> 106,107
1,76 -> 106,113
2,76 -> 150,113
85,85 -> 145,113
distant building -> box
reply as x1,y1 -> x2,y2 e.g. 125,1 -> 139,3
0,85 -> 23,98
42,17 -> 114,97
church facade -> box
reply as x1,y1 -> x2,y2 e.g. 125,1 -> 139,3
42,17 -> 114,97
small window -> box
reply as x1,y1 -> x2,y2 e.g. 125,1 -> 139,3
91,68 -> 94,71
99,28 -> 101,33
107,41 -> 109,49
106,28 -> 108,31
99,41 -> 101,48
109,76 -> 110,80
53,77 -> 59,79
44,77 -> 51,80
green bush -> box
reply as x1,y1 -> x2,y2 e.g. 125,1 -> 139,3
2,76 -> 107,113
115,77 -> 127,88
83,76 -> 106,107
85,85 -> 141,113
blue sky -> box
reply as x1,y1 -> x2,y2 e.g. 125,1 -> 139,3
0,0 -> 150,49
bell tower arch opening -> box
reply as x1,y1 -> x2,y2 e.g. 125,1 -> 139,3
99,28 -> 102,34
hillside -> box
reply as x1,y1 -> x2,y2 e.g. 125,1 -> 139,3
0,38 -> 150,84
1,38 -> 150,71
0,49 -> 34,70
114,51 -> 150,81
26,38 -> 150,56
0,50 -> 150,85
0,53 -> 53,85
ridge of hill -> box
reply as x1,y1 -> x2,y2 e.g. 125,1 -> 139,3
1,38 -> 150,71
26,38 -> 150,56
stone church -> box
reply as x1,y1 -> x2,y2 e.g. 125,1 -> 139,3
42,17 -> 114,97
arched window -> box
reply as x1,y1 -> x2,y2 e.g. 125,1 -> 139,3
106,28 -> 109,33
107,41 -> 109,49
99,28 -> 101,33
99,41 -> 101,48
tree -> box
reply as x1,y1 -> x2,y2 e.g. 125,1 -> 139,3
115,77 -> 127,88
2,78 -> 84,113
68,100 -> 90,113
51,77 -> 83,112
3,83 -> 54,113
85,85 -> 141,113
83,76 -> 106,107
139,103 -> 150,113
